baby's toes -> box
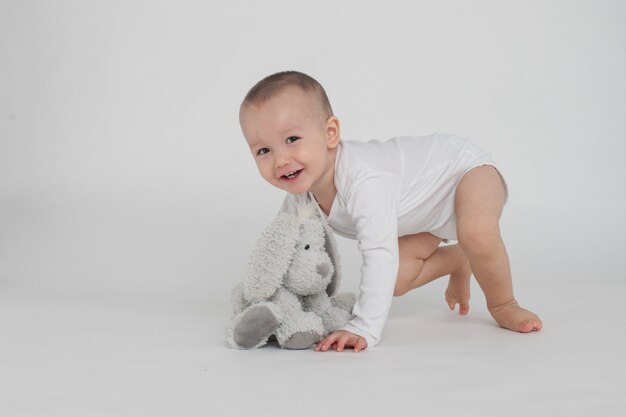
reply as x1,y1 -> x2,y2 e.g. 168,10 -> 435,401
529,317 -> 543,332
519,321 -> 534,332
445,290 -> 470,314
519,316 -> 543,333
459,300 -> 470,315
445,290 -> 457,310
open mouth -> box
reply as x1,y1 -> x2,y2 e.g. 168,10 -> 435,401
281,169 -> 303,181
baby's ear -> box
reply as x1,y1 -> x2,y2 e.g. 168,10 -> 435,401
323,220 -> 342,296
243,213 -> 301,303
325,115 -> 341,149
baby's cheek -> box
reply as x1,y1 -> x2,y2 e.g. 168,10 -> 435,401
259,166 -> 274,181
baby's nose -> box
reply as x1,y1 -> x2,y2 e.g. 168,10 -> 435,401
275,156 -> 290,169
273,149 -> 291,167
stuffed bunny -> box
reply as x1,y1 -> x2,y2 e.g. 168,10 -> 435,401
228,201 -> 356,350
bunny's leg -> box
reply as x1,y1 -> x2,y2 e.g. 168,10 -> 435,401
330,292 -> 357,312
273,288 -> 324,349
304,293 -> 353,334
228,303 -> 282,349
228,286 -> 282,349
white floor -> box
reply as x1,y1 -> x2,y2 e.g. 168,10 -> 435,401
1,180 -> 623,417
2,278 -> 624,417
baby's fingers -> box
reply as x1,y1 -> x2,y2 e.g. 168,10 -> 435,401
337,333 -> 367,353
354,337 -> 367,353
336,333 -> 351,352
316,331 -> 368,353
315,333 -> 339,352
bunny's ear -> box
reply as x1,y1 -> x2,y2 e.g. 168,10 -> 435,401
323,220 -> 342,296
243,213 -> 301,303
297,199 -> 342,296
296,201 -> 318,220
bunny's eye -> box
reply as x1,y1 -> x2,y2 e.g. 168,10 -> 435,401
304,244 -> 310,250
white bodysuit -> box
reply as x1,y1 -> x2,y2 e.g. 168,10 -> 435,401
279,133 -> 506,348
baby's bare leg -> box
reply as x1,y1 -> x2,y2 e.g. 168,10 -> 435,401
394,234 -> 472,314
394,232 -> 440,296
455,166 -> 542,332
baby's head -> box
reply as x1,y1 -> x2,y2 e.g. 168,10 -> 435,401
239,71 -> 340,196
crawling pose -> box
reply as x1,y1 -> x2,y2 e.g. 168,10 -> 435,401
238,70 -> 542,352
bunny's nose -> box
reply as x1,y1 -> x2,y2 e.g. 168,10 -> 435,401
316,262 -> 331,278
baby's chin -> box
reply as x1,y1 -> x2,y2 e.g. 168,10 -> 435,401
282,184 -> 310,195
279,182 -> 310,196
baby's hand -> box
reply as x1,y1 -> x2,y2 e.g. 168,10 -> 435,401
315,330 -> 367,353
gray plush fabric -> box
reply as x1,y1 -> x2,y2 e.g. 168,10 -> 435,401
282,331 -> 321,350
227,201 -> 356,350
233,305 -> 280,349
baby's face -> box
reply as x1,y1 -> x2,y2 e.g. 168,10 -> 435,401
240,87 -> 339,195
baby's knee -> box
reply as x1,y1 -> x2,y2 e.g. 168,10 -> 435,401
393,283 -> 409,297
457,221 -> 501,257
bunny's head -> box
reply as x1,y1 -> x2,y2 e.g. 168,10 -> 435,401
243,202 -> 341,303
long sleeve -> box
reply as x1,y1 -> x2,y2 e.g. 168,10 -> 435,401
338,173 -> 400,348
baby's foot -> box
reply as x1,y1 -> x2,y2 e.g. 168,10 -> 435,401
489,300 -> 543,332
445,257 -> 472,315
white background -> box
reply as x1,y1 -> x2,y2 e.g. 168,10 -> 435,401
1,1 -> 625,416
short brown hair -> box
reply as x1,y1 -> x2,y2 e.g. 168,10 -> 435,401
241,70 -> 333,119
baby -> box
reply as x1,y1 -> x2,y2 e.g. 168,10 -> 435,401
238,70 -> 542,352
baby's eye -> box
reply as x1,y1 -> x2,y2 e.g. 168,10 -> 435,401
304,244 -> 310,250
257,147 -> 270,156
286,136 -> 300,144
